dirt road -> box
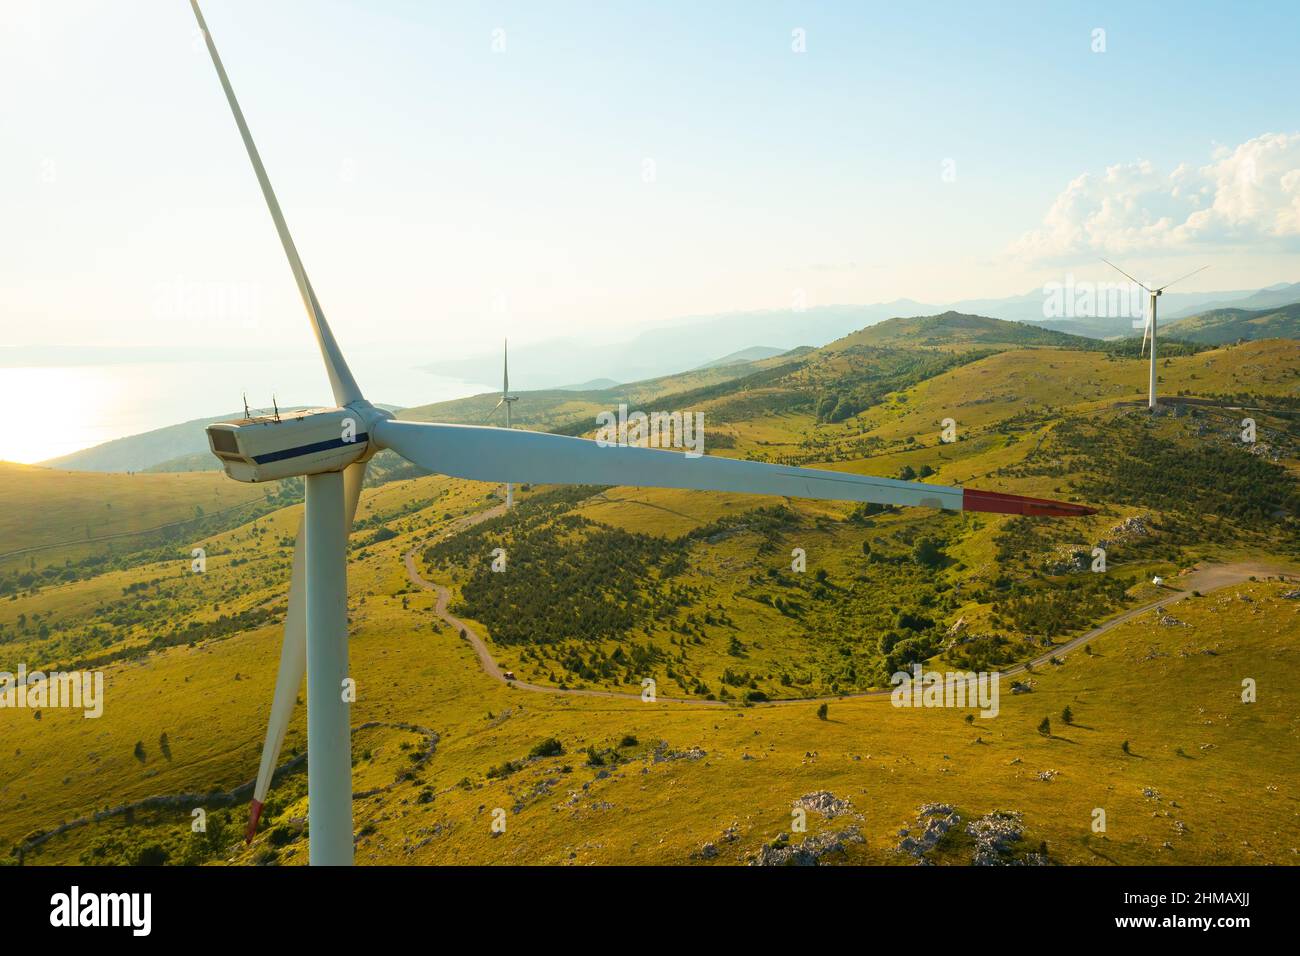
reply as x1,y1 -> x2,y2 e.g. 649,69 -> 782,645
403,523 -> 1296,708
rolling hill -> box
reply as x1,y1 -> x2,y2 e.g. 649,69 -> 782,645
825,311 -> 1097,350
1166,302 -> 1300,345
0,462 -> 267,570
415,281 -> 1294,386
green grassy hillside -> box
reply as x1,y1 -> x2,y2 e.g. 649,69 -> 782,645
2,316 -> 1297,866
1168,302 -> 1300,344
826,311 -> 1097,350
0,463 -> 269,577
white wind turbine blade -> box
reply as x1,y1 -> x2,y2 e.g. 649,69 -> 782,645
1101,258 -> 1152,293
1156,264 -> 1209,293
245,461 -> 367,842
189,0 -> 363,408
1140,312 -> 1152,357
373,420 -> 1095,516
503,339 -> 510,397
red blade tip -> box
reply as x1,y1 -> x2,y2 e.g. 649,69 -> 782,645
963,488 -> 1096,517
245,799 -> 264,843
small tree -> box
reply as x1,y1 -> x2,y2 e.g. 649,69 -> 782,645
1061,705 -> 1073,725
912,537 -> 945,569
816,703 -> 829,721
529,737 -> 565,759
1121,739 -> 1131,754
1037,717 -> 1051,736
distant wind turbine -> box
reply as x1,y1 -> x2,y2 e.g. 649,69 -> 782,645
1102,259 -> 1209,410
188,0 -> 1096,865
485,339 -> 519,507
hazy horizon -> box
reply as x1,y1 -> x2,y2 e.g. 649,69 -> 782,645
4,1 -> 1299,460
5,270 -> 1300,464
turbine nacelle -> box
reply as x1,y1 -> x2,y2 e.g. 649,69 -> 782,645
206,403 -> 388,482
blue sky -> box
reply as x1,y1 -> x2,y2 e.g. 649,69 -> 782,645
3,0 -> 1299,361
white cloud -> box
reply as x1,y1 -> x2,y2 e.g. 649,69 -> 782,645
1011,132 -> 1300,261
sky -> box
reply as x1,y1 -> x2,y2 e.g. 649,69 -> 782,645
2,1 -> 1299,460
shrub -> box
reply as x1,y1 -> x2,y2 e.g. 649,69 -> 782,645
912,537 -> 946,569
529,737 -> 565,759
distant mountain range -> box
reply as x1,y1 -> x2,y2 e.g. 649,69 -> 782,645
423,282 -> 1300,386
32,282 -> 1300,474
420,302 -> 934,388
694,345 -> 789,368
1166,281 -> 1300,319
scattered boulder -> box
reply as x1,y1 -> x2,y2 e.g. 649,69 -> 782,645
651,741 -> 707,763
895,804 -> 959,861
1043,546 -> 1091,574
966,810 -> 1046,866
793,790 -> 857,820
750,826 -> 864,866
1104,514 -> 1152,545
692,822 -> 740,860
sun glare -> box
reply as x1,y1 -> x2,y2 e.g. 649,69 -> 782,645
0,366 -> 125,464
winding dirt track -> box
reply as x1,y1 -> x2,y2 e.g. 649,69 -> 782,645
403,516 -> 1296,708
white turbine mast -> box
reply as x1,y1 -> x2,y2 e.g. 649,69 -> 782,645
487,339 -> 519,507
189,0 -> 1096,865
1101,259 -> 1209,410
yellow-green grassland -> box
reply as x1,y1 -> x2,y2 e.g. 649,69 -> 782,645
3,315 -> 1297,866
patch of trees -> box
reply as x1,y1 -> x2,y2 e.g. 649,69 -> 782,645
1047,417 -> 1300,532
811,348 -> 995,424
992,574 -> 1134,639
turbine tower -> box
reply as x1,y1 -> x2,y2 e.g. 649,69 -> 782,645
491,339 -> 519,507
189,0 -> 1096,865
1102,259 -> 1209,410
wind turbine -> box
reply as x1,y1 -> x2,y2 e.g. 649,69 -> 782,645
486,339 -> 519,507
1102,259 -> 1209,410
188,0 -> 1095,865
